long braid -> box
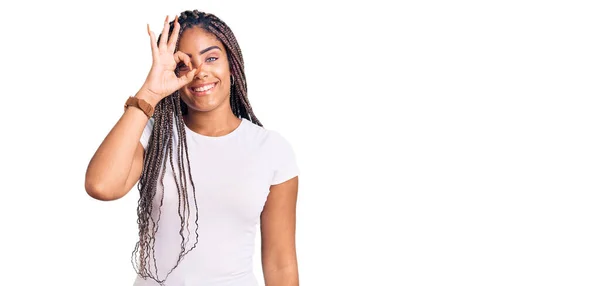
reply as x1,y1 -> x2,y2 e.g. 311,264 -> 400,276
131,9 -> 262,285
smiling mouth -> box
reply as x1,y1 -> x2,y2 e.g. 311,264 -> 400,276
189,82 -> 217,95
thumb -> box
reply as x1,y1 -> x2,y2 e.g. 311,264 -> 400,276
179,68 -> 198,86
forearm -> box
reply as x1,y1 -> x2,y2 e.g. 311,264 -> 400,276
263,263 -> 299,286
84,91 -> 155,200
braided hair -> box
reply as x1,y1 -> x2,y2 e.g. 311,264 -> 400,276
131,10 -> 262,285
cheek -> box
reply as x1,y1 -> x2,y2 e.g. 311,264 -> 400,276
212,59 -> 231,80
179,86 -> 190,97
179,93 -> 191,106
215,67 -> 230,80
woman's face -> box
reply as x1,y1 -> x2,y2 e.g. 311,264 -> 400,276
176,26 -> 232,113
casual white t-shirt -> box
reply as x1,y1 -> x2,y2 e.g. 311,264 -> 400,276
132,116 -> 299,286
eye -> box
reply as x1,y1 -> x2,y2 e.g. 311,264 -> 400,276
206,57 -> 218,62
177,64 -> 189,71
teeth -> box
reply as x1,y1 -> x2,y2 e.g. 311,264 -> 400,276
193,83 -> 215,92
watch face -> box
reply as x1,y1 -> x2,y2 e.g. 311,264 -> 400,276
124,97 -> 152,118
127,97 -> 138,107
138,99 -> 153,117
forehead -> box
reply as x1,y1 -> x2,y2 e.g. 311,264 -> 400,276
177,26 -> 224,52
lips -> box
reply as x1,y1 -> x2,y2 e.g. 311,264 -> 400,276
189,82 -> 217,96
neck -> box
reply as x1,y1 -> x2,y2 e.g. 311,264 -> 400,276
183,105 -> 242,137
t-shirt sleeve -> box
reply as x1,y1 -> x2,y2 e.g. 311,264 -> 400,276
270,131 -> 300,185
140,117 -> 155,150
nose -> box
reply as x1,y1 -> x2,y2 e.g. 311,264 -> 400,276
194,69 -> 207,80
191,60 -> 207,80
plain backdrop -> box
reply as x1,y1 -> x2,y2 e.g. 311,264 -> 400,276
0,0 -> 599,285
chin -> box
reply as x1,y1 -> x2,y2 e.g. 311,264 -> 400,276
182,101 -> 217,113
190,105 -> 219,113
180,94 -> 228,113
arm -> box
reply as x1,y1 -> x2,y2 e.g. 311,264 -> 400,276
85,14 -> 196,201
84,91 -> 157,201
260,176 -> 300,286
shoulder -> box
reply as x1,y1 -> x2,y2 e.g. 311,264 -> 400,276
244,121 -> 299,185
241,119 -> 294,149
265,130 -> 294,152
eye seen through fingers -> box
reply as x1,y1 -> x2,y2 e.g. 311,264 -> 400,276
177,63 -> 190,72
176,57 -> 219,72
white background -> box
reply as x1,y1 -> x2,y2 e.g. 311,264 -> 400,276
0,0 -> 598,285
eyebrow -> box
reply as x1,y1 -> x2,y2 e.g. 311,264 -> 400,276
185,46 -> 222,57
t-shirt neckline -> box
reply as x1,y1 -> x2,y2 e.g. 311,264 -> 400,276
184,117 -> 247,140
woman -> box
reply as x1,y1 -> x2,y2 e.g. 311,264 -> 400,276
85,10 -> 300,286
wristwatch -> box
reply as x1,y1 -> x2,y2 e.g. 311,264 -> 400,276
124,96 -> 154,118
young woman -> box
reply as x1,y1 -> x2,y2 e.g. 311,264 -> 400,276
85,10 -> 300,286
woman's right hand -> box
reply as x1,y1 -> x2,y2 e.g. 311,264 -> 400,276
138,15 -> 197,106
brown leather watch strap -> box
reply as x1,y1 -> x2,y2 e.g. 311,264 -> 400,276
124,96 -> 154,119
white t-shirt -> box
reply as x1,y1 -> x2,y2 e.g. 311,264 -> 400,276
133,117 -> 299,286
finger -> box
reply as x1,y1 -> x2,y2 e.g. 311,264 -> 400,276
178,68 -> 198,86
167,16 -> 180,52
174,51 -> 191,69
147,24 -> 158,61
159,15 -> 170,49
